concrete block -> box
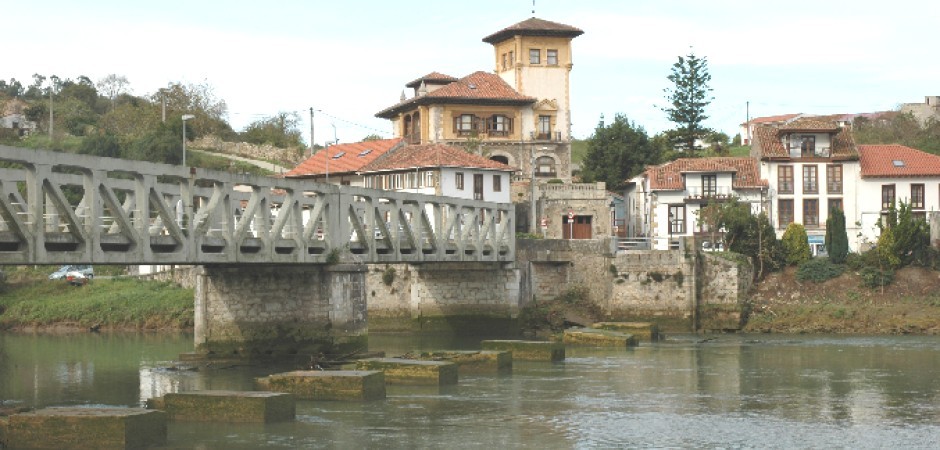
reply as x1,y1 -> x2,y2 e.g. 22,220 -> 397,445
564,328 -> 638,347
256,370 -> 386,401
152,390 -> 294,423
410,350 -> 511,374
4,407 -> 166,450
592,321 -> 661,340
481,340 -> 565,362
356,358 -> 458,385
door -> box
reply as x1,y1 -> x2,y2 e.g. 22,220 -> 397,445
473,174 -> 484,200
562,215 -> 593,239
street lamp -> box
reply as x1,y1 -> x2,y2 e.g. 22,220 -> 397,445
181,114 -> 195,166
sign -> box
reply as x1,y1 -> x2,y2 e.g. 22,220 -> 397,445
540,217 -> 547,227
568,210 -> 574,220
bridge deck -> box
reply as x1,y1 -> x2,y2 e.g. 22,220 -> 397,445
0,146 -> 514,265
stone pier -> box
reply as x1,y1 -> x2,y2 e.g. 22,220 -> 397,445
193,264 -> 367,358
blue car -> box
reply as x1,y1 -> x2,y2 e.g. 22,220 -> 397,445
48,265 -> 94,280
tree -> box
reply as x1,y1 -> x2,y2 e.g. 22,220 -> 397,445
156,81 -> 233,139
662,50 -> 713,154
581,114 -> 661,191
80,131 -> 123,158
241,112 -> 305,149
362,134 -> 384,141
712,198 -> 782,279
97,74 -> 130,111
781,223 -> 811,266
853,111 -> 940,155
825,208 -> 849,264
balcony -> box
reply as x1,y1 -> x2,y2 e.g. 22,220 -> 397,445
685,186 -> 733,202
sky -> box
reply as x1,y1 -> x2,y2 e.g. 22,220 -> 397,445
5,0 -> 938,146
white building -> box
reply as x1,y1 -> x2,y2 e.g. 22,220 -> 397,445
625,157 -> 768,249
856,144 -> 940,248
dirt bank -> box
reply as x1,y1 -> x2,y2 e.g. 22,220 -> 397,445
745,266 -> 940,334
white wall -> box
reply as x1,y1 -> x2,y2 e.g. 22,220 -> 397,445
856,177 -> 940,248
440,168 -> 511,203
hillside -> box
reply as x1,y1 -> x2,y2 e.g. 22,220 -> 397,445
745,266 -> 940,334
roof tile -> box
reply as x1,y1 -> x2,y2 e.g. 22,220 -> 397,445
376,71 -> 535,118
361,144 -> 516,173
859,144 -> 940,178
645,157 -> 767,190
482,17 -> 584,44
284,138 -> 404,177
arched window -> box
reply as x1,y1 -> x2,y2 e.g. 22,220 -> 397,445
535,156 -> 556,177
490,155 -> 509,165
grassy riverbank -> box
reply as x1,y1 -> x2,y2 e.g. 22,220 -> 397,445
0,267 -> 194,331
745,266 -> 940,334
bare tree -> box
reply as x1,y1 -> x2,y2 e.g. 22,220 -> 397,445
97,74 -> 130,110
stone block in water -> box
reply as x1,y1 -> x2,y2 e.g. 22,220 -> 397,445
3,407 -> 166,450
154,390 -> 294,423
564,327 -> 638,347
355,358 -> 458,385
592,321 -> 661,340
409,350 -> 512,374
480,340 -> 565,361
256,370 -> 386,401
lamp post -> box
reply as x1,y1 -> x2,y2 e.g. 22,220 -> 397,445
181,114 -> 195,166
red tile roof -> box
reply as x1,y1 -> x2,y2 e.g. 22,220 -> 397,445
405,72 -> 458,89
859,144 -> 940,178
360,144 -> 516,173
645,157 -> 767,190
283,138 -> 404,178
752,121 -> 858,160
482,17 -> 584,44
741,113 -> 802,126
376,71 -> 535,118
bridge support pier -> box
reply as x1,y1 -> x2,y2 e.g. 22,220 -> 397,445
193,264 -> 367,358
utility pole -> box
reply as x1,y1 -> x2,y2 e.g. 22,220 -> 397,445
48,83 -> 54,139
746,101 -> 750,145
310,106 -> 316,156
161,89 -> 167,123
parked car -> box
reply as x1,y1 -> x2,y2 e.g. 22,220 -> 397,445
65,270 -> 90,286
49,265 -> 94,280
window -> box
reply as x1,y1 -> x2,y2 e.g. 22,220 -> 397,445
501,53 -> 508,70
802,165 -> 818,194
493,174 -> 502,192
509,50 -> 514,66
547,49 -> 558,65
702,174 -> 717,197
779,199 -> 794,228
803,199 -> 819,228
801,135 -> 816,157
455,172 -> 464,190
487,114 -> 513,136
778,165 -> 794,194
668,205 -> 685,234
826,165 -> 843,194
881,184 -> 895,210
537,115 -> 552,139
454,114 -> 478,136
911,184 -> 925,209
424,171 -> 434,187
529,49 -> 540,64
535,156 -> 556,177
828,198 -> 843,214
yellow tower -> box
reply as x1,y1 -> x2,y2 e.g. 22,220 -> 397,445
483,17 -> 583,142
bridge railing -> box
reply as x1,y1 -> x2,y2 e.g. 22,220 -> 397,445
0,146 -> 514,265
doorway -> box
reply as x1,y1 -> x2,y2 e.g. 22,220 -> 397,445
562,215 -> 592,239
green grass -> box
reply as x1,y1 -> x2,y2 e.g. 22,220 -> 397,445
571,139 -> 588,164
0,267 -> 194,330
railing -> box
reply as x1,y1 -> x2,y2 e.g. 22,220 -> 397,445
616,237 -> 681,252
686,186 -> 733,200
0,146 -> 514,265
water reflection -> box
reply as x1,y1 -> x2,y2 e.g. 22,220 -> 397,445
1,333 -> 939,448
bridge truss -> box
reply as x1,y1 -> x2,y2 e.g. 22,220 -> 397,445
0,146 -> 514,265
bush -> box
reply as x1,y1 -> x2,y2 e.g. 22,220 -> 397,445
781,223 -> 811,266
844,252 -> 866,271
796,258 -> 844,283
825,208 -> 849,264
381,266 -> 396,286
860,266 -> 894,288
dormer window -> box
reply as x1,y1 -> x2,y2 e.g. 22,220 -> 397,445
800,136 -> 815,157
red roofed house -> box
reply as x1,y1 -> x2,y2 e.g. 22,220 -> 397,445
283,138 -> 404,186
360,143 -> 515,204
625,157 -> 768,249
739,113 -> 804,145
857,144 -> 940,246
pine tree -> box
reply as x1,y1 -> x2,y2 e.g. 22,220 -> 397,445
662,50 -> 713,154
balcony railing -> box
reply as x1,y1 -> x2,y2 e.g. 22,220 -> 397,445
686,186 -> 732,201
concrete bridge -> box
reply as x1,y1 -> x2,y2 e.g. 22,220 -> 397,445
0,146 -> 516,357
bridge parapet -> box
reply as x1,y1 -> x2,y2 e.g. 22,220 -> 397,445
0,146 -> 514,265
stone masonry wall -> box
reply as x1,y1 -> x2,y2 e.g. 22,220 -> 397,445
608,250 -> 694,329
699,253 -> 754,331
195,264 -> 366,357
191,135 -> 303,166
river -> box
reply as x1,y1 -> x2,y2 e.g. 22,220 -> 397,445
1,332 -> 938,449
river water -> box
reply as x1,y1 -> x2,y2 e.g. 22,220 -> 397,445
1,332 -> 938,449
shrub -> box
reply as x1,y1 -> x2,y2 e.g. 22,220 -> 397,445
860,266 -> 894,288
781,223 -> 811,266
844,252 -> 866,271
825,208 -> 849,264
796,259 -> 844,283
382,266 -> 396,286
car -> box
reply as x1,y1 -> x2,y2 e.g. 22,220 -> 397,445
49,265 -> 94,280
65,270 -> 90,286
